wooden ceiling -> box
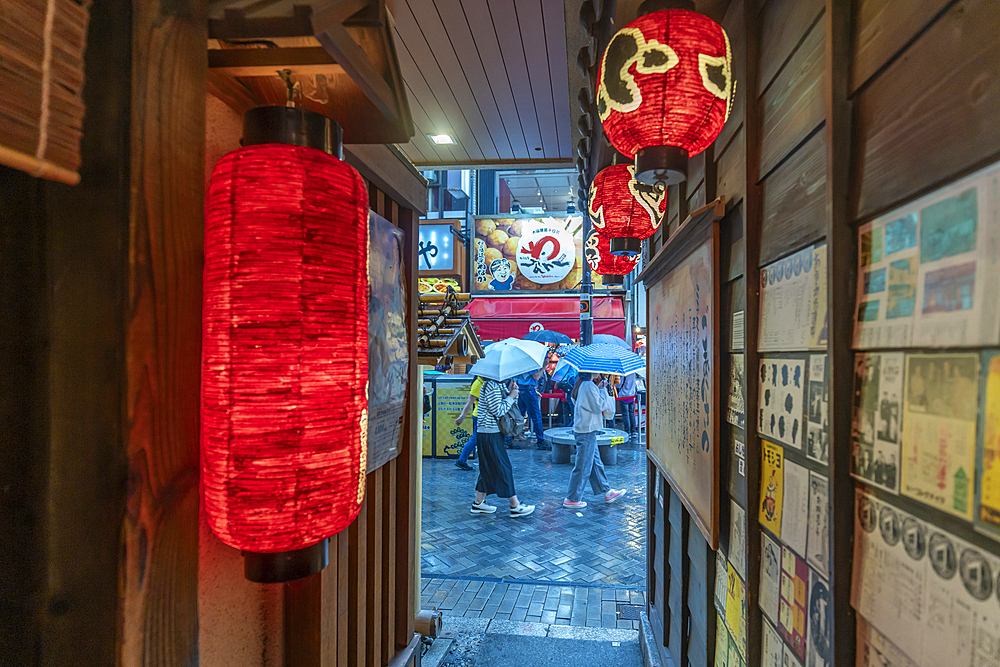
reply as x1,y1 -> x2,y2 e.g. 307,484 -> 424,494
500,169 -> 578,212
390,0 -> 574,169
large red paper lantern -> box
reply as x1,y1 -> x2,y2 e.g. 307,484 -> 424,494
597,8 -> 733,185
202,107 -> 369,582
588,163 -> 666,256
585,230 -> 640,285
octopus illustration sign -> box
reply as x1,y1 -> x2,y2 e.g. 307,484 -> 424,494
515,220 -> 575,285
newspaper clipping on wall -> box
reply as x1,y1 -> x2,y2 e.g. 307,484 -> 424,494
851,352 -> 904,493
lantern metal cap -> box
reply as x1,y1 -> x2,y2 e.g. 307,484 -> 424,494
610,237 -> 642,256
638,0 -> 695,13
635,146 -> 688,186
242,106 -> 343,158
243,538 -> 330,583
601,274 -> 625,286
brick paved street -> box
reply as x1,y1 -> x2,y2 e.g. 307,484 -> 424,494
420,438 -> 648,631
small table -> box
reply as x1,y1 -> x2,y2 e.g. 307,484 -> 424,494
543,427 -> 629,466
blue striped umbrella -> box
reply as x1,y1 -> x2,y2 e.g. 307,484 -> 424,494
563,343 -> 646,375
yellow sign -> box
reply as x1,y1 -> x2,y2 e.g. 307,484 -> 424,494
434,382 -> 474,457
725,562 -> 747,662
609,436 -> 626,445
760,440 -> 784,537
978,352 -> 1000,538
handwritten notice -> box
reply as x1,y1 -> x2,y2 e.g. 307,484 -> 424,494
901,353 -> 979,519
649,238 -> 717,545
760,245 -> 817,351
809,243 -> 828,349
782,459 -> 810,558
852,490 -> 1000,667
759,357 -> 806,450
976,350 -> 1000,540
855,160 -> 1000,349
851,352 -> 904,493
806,472 -> 830,576
760,440 -> 784,537
761,532 -> 782,625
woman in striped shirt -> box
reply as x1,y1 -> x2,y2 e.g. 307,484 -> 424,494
471,377 -> 536,518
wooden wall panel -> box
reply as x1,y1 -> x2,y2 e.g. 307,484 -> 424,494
852,0 -> 1000,222
758,0 -> 824,94
716,128 -> 747,211
759,18 -> 824,177
852,0 -> 952,91
716,0 -> 746,155
760,129 -> 827,265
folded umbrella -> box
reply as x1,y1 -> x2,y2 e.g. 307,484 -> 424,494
563,343 -> 646,376
523,330 -> 573,345
469,337 -> 549,381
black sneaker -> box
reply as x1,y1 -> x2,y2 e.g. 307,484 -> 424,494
455,460 -> 474,471
536,442 -> 552,450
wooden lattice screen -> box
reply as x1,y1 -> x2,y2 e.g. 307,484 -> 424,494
0,0 -> 90,184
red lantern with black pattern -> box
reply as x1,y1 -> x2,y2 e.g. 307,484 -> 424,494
588,163 -> 666,256
597,8 -> 733,185
585,230 -> 640,286
202,107 -> 369,583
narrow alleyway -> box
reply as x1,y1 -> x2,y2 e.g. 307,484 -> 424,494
420,439 -> 649,665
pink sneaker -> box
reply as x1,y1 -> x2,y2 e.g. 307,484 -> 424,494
563,499 -> 588,509
605,489 -> 626,503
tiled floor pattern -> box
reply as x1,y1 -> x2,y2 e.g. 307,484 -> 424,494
420,576 -> 647,631
421,438 -> 647,586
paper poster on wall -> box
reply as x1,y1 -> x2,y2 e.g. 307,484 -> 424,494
761,531 -> 782,624
901,353 -> 979,519
368,212 -> 409,471
976,350 -> 1000,541
730,499 -> 747,580
715,612 -> 729,667
728,354 -> 746,429
760,440 -> 784,537
733,310 -> 745,349
852,490 -> 1000,667
715,549 -> 729,617
725,562 -> 747,662
809,243 -> 828,349
730,631 -> 746,667
779,546 -> 808,662
782,459 -> 810,558
806,473 -> 830,576
855,616 -> 920,667
762,618 -> 783,667
759,245 -> 816,351
729,432 -> 747,506
851,352 -> 904,493
854,160 -> 1000,349
784,647 -> 804,667
759,357 -> 806,450
807,355 -> 829,464
806,570 -> 831,667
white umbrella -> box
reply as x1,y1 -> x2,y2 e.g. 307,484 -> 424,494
469,337 -> 548,381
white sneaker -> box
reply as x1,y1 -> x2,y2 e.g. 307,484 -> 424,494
605,489 -> 626,503
471,501 -> 497,514
510,504 -> 535,517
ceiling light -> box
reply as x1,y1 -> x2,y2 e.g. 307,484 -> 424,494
429,134 -> 456,145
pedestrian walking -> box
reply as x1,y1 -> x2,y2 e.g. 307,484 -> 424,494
507,368 -> 550,450
617,372 -> 638,440
454,375 -> 483,471
563,373 -> 626,509
471,378 -> 536,517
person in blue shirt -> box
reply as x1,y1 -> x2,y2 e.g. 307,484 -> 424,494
488,258 -> 514,290
505,368 -> 550,450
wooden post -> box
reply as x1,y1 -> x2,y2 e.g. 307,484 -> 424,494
741,1 -> 765,666
824,0 -> 857,663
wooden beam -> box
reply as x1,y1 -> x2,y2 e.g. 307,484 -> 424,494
824,0 -> 857,664
209,5 -> 314,40
207,69 -> 257,114
313,22 -> 399,124
208,46 -> 344,77
343,143 -> 428,215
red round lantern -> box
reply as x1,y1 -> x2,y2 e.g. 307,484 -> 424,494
202,107 -> 368,582
585,230 -> 640,285
588,163 -> 666,256
597,8 -> 733,185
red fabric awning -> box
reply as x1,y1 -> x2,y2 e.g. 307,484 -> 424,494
468,296 -> 625,341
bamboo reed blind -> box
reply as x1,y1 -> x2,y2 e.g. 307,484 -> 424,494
0,0 -> 90,184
